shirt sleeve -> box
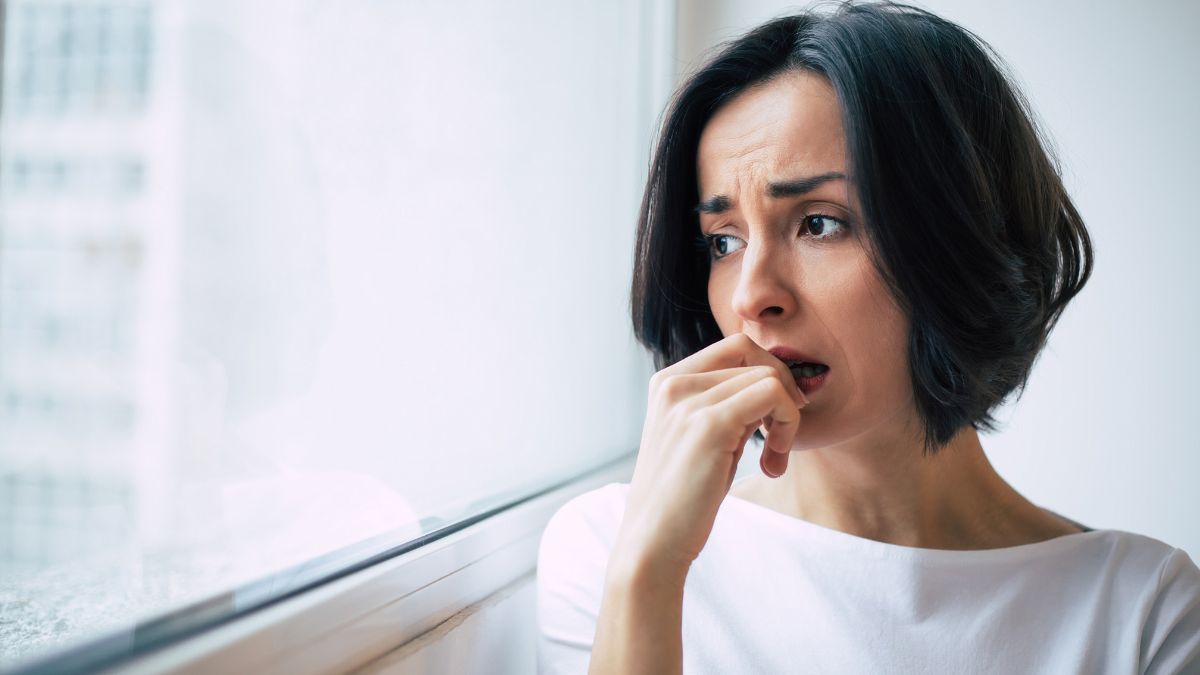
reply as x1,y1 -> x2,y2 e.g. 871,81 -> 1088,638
1141,547 -> 1200,674
535,484 -> 624,675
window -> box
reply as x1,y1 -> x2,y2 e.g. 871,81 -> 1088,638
0,0 -> 670,669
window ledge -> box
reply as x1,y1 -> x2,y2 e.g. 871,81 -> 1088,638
106,453 -> 635,675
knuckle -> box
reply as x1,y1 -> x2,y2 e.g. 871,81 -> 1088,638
658,373 -> 687,399
648,368 -> 669,393
764,375 -> 786,394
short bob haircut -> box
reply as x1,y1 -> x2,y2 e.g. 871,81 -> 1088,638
629,0 -> 1094,456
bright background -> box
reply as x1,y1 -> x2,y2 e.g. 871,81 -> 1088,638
1,0 -> 1196,668
0,0 -> 668,666
711,0 -> 1200,557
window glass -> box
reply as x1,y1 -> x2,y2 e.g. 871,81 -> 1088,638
0,0 -> 662,667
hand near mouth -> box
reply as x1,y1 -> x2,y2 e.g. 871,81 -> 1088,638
614,332 -> 808,576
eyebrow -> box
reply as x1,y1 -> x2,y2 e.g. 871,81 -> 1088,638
695,171 -> 847,214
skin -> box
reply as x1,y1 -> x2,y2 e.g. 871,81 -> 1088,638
701,69 -> 1082,549
586,69 -> 1086,675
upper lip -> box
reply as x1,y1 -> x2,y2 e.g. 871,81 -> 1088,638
766,346 -> 828,366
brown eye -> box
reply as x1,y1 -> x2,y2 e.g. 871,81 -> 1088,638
803,214 -> 847,240
704,234 -> 745,259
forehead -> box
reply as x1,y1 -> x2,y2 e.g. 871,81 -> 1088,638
696,70 -> 846,193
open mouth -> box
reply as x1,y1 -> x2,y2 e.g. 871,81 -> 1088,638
783,359 -> 831,395
784,360 -> 830,379
767,347 -> 831,395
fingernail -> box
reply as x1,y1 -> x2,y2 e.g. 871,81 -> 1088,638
760,453 -> 777,478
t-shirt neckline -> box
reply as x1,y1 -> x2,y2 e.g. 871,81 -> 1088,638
718,480 -> 1106,566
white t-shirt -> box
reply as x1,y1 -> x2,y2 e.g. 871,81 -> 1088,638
536,480 -> 1200,674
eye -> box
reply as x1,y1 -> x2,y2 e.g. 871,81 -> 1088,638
694,213 -> 849,262
695,233 -> 746,261
802,214 -> 848,240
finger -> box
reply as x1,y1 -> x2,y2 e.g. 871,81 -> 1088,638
708,375 -> 802,457
760,446 -> 786,479
689,366 -> 780,409
655,333 -> 808,407
736,418 -> 758,446
656,365 -> 769,400
769,411 -> 800,458
762,414 -> 796,453
726,427 -> 754,491
758,418 -> 791,478
648,367 -> 778,419
749,404 -> 801,459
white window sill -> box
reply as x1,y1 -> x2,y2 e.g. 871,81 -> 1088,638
102,453 -> 634,675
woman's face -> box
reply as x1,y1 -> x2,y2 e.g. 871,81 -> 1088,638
698,69 -> 917,451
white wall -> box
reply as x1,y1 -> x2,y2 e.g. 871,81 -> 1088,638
684,0 -> 1200,557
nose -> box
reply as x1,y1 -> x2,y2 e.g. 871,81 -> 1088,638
730,236 -> 796,323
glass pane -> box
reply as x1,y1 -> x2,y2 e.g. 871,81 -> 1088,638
0,0 -> 660,668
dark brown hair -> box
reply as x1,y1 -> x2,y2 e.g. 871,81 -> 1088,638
629,0 -> 1094,455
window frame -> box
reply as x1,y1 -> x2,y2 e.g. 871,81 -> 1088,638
12,453 -> 635,675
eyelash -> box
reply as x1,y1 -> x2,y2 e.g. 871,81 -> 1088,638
694,214 -> 850,261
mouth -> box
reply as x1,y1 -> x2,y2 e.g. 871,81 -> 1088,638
784,361 -> 830,379
766,347 -> 831,396
785,361 -> 830,395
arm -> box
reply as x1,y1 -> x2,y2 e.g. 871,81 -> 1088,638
588,551 -> 690,675
583,333 -> 807,673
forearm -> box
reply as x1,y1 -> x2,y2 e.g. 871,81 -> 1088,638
588,553 -> 689,675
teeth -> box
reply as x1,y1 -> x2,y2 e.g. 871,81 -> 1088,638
790,363 -> 828,378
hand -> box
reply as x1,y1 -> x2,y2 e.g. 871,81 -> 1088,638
613,333 -> 808,575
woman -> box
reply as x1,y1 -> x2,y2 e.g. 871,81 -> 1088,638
536,2 -> 1200,673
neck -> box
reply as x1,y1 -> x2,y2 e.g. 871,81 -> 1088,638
759,418 -> 1072,550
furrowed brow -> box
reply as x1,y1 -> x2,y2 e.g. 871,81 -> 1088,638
695,195 -> 732,214
767,171 -> 846,198
695,171 -> 847,214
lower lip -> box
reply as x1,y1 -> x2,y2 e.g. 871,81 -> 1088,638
793,369 -> 829,396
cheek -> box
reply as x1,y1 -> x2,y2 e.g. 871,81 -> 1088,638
832,261 -> 911,403
706,249 -> 910,393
